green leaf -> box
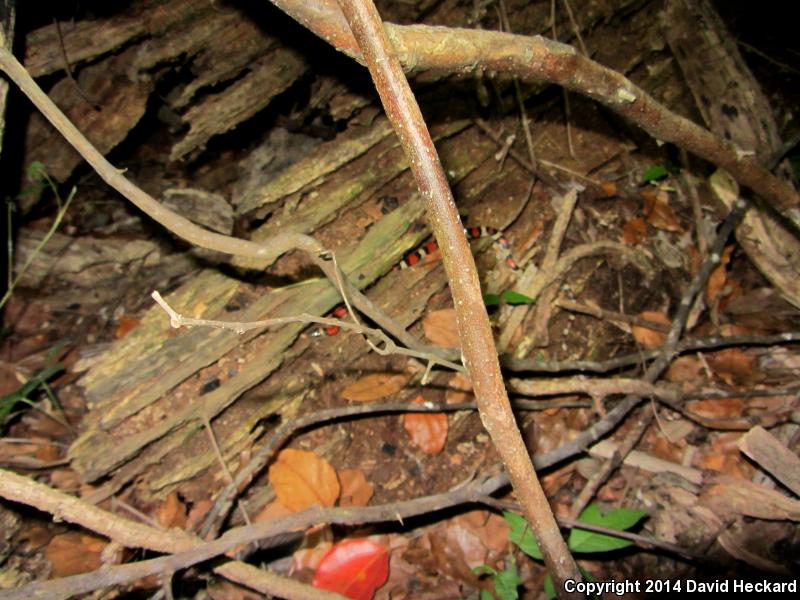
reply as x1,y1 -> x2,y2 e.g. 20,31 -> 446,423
484,293 -> 501,307
0,362 -> 63,421
544,575 -> 556,599
484,291 -> 536,307
568,504 -> 648,553
494,564 -> 522,600
26,161 -> 47,183
501,290 -> 535,305
473,565 -> 497,576
503,511 -> 543,560
581,566 -> 597,583
641,165 -> 668,183
480,590 -> 495,600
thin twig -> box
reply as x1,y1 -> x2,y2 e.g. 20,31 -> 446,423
557,299 -> 672,333
473,118 -> 574,189
569,406 -> 653,518
151,291 -> 463,373
497,0 -> 540,174
53,18 -> 100,111
201,415 -> 251,527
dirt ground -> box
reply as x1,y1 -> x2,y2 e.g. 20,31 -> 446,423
1,0 -> 799,598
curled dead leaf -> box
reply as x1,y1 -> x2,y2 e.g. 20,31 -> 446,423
643,188 -> 682,232
268,449 -> 340,512
707,348 -> 759,385
687,398 -> 745,420
622,217 -> 648,245
600,180 -> 618,198
445,372 -> 473,404
706,245 -> 735,304
665,355 -> 704,384
403,395 -> 448,455
156,491 -> 187,530
342,372 -> 408,402
631,311 -> 671,348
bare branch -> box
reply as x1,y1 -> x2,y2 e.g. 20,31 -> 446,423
333,0 -> 581,592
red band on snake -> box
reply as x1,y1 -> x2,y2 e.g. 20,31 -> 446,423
313,226 -> 518,337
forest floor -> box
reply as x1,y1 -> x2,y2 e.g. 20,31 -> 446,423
1,0 -> 799,598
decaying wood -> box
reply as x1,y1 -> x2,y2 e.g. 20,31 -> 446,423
737,426 -> 800,496
22,45 -> 152,194
15,230 -> 160,288
67,113 -> 501,494
661,0 -> 800,309
69,197 -> 427,484
44,0 -> 694,501
23,1 -> 311,169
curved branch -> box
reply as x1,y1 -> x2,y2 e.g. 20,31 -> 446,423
0,47 -> 429,356
269,0 -> 800,229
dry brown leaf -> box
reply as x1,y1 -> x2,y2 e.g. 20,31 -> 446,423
599,180 -> 618,198
185,499 -> 213,531
49,469 -> 80,491
252,499 -> 293,524
46,532 -> 107,577
687,398 -> 745,420
422,308 -> 461,348
292,541 -> 333,574
705,245 -> 734,304
403,395 -> 448,455
444,521 -> 490,570
156,491 -> 187,530
445,372 -> 473,404
622,217 -> 648,245
19,522 -> 53,552
694,434 -> 751,478
339,468 -> 374,507
425,529 -> 484,588
454,510 -> 510,556
341,372 -> 408,402
268,448 -> 340,512
541,464 -> 575,497
648,435 -> 686,464
664,355 -> 704,384
631,311 -> 671,348
707,348 -> 759,385
643,188 -> 682,231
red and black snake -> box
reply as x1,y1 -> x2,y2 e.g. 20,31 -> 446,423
315,226 -> 518,336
